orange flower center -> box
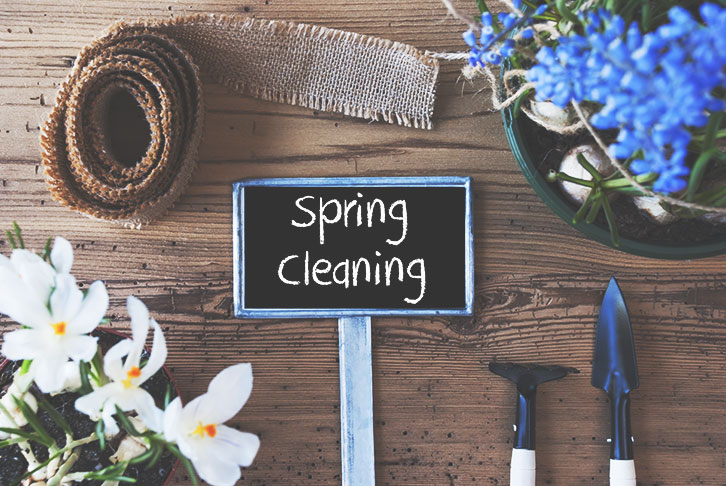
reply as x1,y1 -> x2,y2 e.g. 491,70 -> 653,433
52,322 -> 67,335
122,366 -> 142,389
192,422 -> 217,438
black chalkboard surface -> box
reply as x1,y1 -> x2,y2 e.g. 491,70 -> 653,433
233,177 -> 473,317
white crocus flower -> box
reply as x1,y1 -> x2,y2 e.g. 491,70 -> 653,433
163,363 -> 260,486
1,270 -> 108,394
75,296 -> 167,436
0,237 -> 72,327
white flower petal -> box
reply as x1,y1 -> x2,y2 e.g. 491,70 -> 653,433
114,387 -> 149,412
62,335 -> 98,362
191,445 -> 243,486
33,353 -> 70,394
60,362 -> 82,392
10,249 -> 55,303
213,425 -> 260,467
103,339 -> 133,382
50,274 -> 83,324
139,319 -> 167,384
50,237 -> 73,274
66,280 -> 108,335
125,389 -> 163,433
163,397 -> 184,443
126,296 -> 150,367
102,399 -> 121,436
126,296 -> 150,343
194,364 -> 253,425
1,328 -> 46,360
75,384 -> 117,419
0,267 -> 51,327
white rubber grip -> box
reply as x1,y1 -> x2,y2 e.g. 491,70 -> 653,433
610,459 -> 636,486
510,448 -> 535,486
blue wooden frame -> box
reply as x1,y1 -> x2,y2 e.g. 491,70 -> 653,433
232,177 -> 474,318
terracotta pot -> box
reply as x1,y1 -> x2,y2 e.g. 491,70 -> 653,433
0,327 -> 181,486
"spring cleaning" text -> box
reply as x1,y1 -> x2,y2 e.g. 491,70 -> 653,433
277,193 -> 426,304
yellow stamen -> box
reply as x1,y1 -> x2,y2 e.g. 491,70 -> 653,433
53,322 -> 67,335
192,422 -> 217,438
122,366 -> 142,389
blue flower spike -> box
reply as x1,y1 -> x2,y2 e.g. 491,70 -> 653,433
462,1 -> 537,69
524,3 -> 726,194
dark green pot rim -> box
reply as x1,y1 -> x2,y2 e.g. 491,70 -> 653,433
502,107 -> 726,260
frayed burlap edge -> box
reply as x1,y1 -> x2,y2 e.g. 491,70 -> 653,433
121,14 -> 439,129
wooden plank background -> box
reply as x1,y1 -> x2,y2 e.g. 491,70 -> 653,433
2,0 -> 726,484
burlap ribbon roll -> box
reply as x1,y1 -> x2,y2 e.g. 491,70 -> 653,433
41,15 -> 439,227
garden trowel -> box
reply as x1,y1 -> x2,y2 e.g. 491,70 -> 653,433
592,277 -> 639,486
489,361 -> 576,486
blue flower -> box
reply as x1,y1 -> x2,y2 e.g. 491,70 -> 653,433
463,3 -> 544,68
526,4 -> 726,194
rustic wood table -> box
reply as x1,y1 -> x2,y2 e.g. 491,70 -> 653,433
2,1 -> 726,484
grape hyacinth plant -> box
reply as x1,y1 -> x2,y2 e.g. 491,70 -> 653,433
0,224 -> 260,486
454,0 -> 726,246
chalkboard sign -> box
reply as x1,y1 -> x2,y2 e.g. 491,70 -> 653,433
233,177 -> 473,317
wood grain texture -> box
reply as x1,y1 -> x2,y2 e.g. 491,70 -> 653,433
2,0 -> 726,484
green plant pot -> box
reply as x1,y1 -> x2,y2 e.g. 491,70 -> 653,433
502,107 -> 726,260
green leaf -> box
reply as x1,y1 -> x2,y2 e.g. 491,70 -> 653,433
576,153 -> 603,182
91,349 -> 109,386
96,419 -> 106,451
12,395 -> 56,448
114,406 -> 145,437
145,444 -> 164,469
0,427 -> 47,445
167,443 -> 199,486
5,230 -> 17,250
555,172 -> 594,188
601,195 -> 621,247
12,223 -> 24,249
19,359 -> 32,376
41,237 -> 52,262
85,462 -> 135,482
129,446 -> 157,466
641,3 -> 651,31
586,195 -> 604,224
694,186 -> 726,206
37,395 -> 73,437
572,195 -> 593,224
556,0 -> 579,24
164,383 -> 172,410
687,148 -> 719,201
0,436 -> 28,449
512,88 -> 533,119
79,361 -> 93,395
601,172 -> 657,190
610,187 -> 649,196
703,110 -> 723,151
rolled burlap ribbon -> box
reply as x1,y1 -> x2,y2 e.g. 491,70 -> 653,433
41,14 -> 439,227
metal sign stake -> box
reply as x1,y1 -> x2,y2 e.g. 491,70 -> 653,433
338,316 -> 375,486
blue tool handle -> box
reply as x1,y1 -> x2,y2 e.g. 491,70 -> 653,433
338,316 -> 375,486
610,393 -> 634,460
514,391 -> 536,450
